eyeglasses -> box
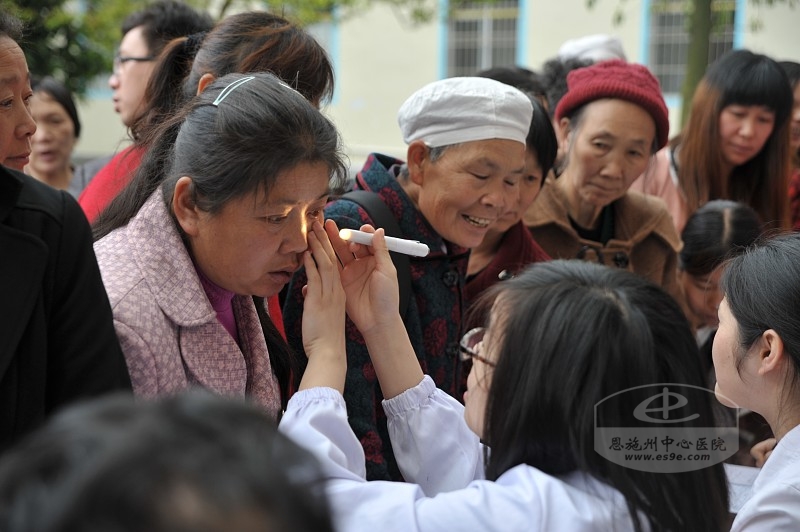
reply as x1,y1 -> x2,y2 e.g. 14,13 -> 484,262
112,53 -> 155,75
459,327 -> 496,367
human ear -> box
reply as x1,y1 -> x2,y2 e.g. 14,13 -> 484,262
757,329 -> 786,377
406,140 -> 429,186
172,176 -> 201,236
558,117 -> 573,151
197,73 -> 216,95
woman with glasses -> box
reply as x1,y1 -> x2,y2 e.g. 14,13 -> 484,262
523,60 -> 683,303
279,224 -> 730,530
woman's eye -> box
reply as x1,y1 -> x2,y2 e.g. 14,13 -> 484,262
266,215 -> 288,224
0,98 -> 12,109
307,208 -> 323,219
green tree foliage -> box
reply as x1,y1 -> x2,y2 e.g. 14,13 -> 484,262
7,0 -> 478,98
4,0 -> 203,98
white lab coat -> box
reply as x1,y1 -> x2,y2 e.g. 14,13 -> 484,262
279,376 -> 640,532
731,424 -> 800,531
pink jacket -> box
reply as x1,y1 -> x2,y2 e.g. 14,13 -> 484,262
94,192 -> 281,419
629,147 -> 688,233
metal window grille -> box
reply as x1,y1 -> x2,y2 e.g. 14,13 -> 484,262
448,0 -> 519,77
649,0 -> 735,94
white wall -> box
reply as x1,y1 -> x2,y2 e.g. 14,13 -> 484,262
74,0 -> 800,167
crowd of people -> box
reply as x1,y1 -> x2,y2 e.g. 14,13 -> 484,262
2,2 -> 800,531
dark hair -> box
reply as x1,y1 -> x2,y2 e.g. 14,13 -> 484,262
780,60 -> 800,88
0,392 -> 334,532
132,11 -> 333,143
121,0 -> 213,58
527,98 -> 558,177
779,60 -> 800,166
188,12 -> 333,107
476,69 -> 558,177
477,260 -> 729,531
722,232 -> 800,380
679,200 -> 762,276
0,10 -> 23,42
31,76 -> 81,138
678,49 -> 793,229
95,71 -> 347,236
475,66 -> 547,110
540,56 -> 593,118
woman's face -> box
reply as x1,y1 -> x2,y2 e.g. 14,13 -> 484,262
463,326 -> 497,439
679,267 -> 723,330
561,99 -> 656,209
183,161 -> 331,297
718,104 -> 775,168
712,298 -> 757,409
413,139 -> 526,248
790,83 -> 800,154
494,149 -> 544,233
28,91 -> 76,179
0,36 -> 36,170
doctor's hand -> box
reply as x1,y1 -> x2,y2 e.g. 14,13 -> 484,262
325,221 -> 400,338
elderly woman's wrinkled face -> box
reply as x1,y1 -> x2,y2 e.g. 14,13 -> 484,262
0,36 -> 36,170
414,139 -> 526,248
562,99 -> 655,209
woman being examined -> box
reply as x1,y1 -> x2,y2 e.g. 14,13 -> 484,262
523,59 -> 683,302
92,72 -> 347,420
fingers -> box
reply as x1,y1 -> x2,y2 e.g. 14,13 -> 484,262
324,219 -> 353,265
751,437 -> 777,467
304,223 -> 339,298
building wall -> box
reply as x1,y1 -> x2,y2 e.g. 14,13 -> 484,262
74,0 -> 800,168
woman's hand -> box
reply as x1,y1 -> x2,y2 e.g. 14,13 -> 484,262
750,437 -> 777,468
324,220 -> 400,338
298,221 -> 347,393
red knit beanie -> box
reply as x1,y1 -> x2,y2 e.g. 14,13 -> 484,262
554,59 -> 670,149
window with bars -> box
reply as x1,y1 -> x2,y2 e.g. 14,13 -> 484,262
649,0 -> 735,94
448,0 -> 519,77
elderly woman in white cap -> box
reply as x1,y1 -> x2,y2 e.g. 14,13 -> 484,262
283,77 -> 532,481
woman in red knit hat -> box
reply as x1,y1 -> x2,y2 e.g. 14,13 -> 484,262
630,49 -> 792,232
523,59 -> 683,303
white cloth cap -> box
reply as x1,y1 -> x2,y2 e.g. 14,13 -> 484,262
558,34 -> 627,63
397,77 -> 533,148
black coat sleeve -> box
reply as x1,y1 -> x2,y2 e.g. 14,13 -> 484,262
45,191 -> 132,408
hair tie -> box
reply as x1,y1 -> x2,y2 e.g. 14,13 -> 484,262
185,31 -> 208,56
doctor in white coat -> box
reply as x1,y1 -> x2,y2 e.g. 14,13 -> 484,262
281,220 -> 730,532
713,232 -> 800,530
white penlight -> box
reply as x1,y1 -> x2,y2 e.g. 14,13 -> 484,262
339,229 -> 430,257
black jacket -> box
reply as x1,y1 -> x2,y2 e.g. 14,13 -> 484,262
0,166 -> 131,450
